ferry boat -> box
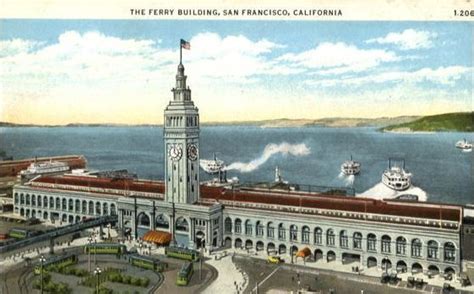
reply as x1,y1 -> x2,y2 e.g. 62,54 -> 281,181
18,159 -> 70,180
381,159 -> 412,191
199,154 -> 225,174
340,155 -> 361,175
455,139 -> 472,150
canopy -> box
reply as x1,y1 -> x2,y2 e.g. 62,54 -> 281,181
296,247 -> 311,258
142,230 -> 172,245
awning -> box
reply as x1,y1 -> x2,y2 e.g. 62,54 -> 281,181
142,230 -> 172,245
296,247 -> 311,258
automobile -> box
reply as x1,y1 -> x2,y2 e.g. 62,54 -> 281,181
267,256 -> 284,264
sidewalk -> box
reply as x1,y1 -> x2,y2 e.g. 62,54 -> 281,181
202,253 -> 246,294
218,247 -> 474,293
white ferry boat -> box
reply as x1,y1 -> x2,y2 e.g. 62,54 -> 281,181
19,159 -> 70,180
340,155 -> 361,175
381,159 -> 412,191
200,154 -> 225,174
455,139 -> 472,150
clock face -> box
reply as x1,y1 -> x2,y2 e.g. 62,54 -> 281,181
168,144 -> 183,161
187,144 -> 198,161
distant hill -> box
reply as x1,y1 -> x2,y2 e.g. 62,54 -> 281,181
203,116 -> 421,128
0,116 -> 421,128
383,112 -> 473,132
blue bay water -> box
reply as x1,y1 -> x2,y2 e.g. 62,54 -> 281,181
1,126 -> 472,205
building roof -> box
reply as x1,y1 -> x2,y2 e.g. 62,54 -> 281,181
31,175 -> 164,195
200,185 -> 461,222
28,175 -> 461,223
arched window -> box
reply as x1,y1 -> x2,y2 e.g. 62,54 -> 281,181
37,195 -> 42,207
43,196 -> 48,208
256,221 -> 264,237
381,235 -> 391,253
411,239 -> 422,257
267,222 -> 275,239
31,194 -> 36,206
302,226 -> 310,244
427,240 -> 438,259
444,242 -> 456,262
155,213 -> 169,229
95,202 -> 101,215
62,198 -> 67,210
290,225 -> 298,241
367,234 -> 377,252
68,199 -> 73,212
327,229 -> 335,246
314,227 -> 323,245
102,202 -> 108,215
245,220 -> 253,236
75,199 -> 80,213
396,237 -> 406,255
278,223 -> 286,240
224,218 -> 232,233
20,193 -> 24,205
234,219 -> 242,234
339,230 -> 348,248
353,232 -> 362,249
26,194 -> 30,205
175,217 -> 189,232
88,201 -> 94,214
82,200 -> 87,214
14,193 -> 19,205
110,203 -> 116,215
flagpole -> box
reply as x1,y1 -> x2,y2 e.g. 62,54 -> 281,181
179,41 -> 182,64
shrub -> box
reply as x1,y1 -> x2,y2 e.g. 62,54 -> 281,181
130,277 -> 141,286
98,287 -> 113,294
75,268 -> 88,277
140,278 -> 149,287
56,282 -> 70,294
122,275 -> 131,284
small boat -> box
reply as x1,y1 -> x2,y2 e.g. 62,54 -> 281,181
199,153 -> 225,174
382,159 -> 412,191
341,155 -> 361,175
18,158 -> 70,180
455,139 -> 472,150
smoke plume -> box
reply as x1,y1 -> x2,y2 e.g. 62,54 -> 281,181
224,142 -> 310,173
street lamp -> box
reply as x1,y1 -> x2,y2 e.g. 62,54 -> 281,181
87,235 -> 93,273
94,266 -> 102,294
94,237 -> 98,265
39,255 -> 46,294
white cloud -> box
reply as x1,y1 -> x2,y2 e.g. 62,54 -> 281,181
0,39 -> 43,58
184,32 -> 295,82
0,30 -> 294,123
277,42 -> 399,75
306,66 -> 472,87
366,29 -> 437,50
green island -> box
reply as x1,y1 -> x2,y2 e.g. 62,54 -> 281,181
382,112 -> 473,133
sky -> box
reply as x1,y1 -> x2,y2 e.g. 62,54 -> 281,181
0,20 -> 472,125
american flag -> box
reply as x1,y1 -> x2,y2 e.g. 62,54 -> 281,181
180,39 -> 190,50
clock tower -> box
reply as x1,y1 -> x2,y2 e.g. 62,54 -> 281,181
163,62 -> 200,204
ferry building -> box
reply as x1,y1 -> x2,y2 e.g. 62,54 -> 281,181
12,59 -> 468,279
